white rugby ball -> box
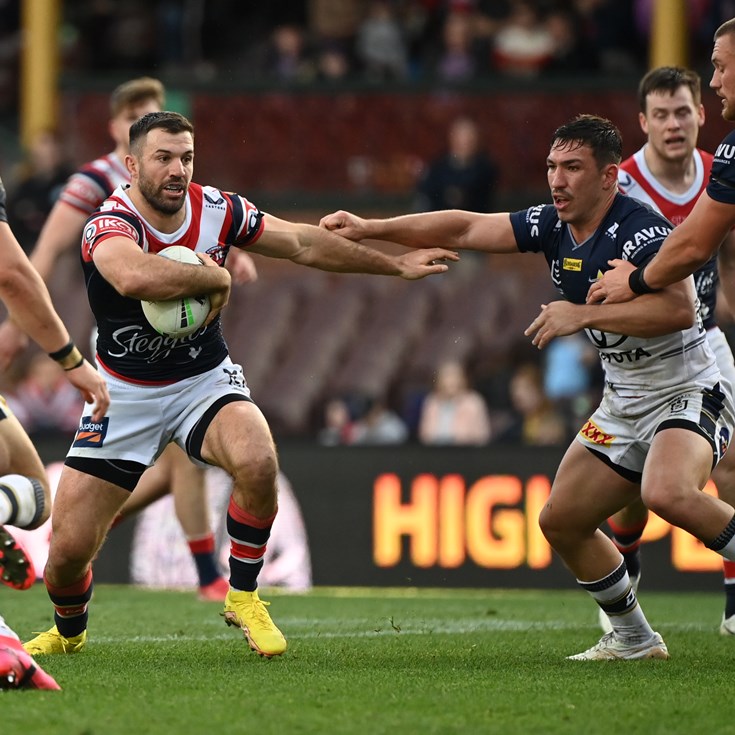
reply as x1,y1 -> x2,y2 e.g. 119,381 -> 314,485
141,245 -> 211,338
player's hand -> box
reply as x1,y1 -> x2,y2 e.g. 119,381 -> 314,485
64,360 -> 110,422
0,319 -> 29,370
586,259 -> 636,304
397,248 -> 459,280
319,210 -> 368,241
194,251 -> 231,325
226,248 -> 258,285
524,302 -> 584,349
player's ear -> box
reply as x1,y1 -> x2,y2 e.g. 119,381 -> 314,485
638,111 -> 648,135
600,162 -> 618,190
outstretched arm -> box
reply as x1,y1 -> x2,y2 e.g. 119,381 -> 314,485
247,213 -> 459,279
319,209 -> 519,253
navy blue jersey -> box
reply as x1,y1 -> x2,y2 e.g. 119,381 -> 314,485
511,193 -> 670,303
509,193 -> 717,393
708,130 -> 735,206
619,148 -> 719,330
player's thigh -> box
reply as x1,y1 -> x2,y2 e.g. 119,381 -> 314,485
50,465 -> 131,559
0,406 -> 47,482
540,440 -> 639,535
642,426 -> 714,505
200,400 -> 278,480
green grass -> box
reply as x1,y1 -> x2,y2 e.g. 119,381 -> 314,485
0,584 -> 732,735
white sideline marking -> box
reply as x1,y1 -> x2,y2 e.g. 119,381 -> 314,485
90,618 -> 714,644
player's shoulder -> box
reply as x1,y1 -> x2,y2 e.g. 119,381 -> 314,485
713,131 -> 735,168
615,191 -> 669,223
198,183 -> 230,208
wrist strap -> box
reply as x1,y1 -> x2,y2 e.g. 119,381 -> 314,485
49,341 -> 85,370
628,264 -> 660,295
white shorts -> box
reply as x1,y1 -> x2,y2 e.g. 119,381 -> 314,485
708,326 -> 735,398
67,357 -> 252,469
576,379 -> 734,482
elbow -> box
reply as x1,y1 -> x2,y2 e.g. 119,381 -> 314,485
113,271 -> 149,300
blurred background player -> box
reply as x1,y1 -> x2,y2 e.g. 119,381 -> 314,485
0,77 -> 249,601
0,169 -> 108,690
604,65 -> 735,635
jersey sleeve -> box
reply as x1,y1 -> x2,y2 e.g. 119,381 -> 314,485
618,206 -> 673,267
223,192 -> 265,247
58,169 -> 109,215
81,211 -> 143,262
510,204 -> 555,254
707,130 -> 735,205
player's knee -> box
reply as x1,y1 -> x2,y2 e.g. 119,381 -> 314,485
642,483 -> 690,524
229,450 -> 278,493
48,528 -> 100,570
538,504 -> 564,546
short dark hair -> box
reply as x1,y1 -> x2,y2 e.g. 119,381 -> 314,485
129,111 -> 194,154
715,18 -> 735,41
637,66 -> 701,112
550,114 -> 622,168
109,77 -> 165,117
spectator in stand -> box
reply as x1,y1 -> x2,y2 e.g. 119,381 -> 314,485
318,397 -> 356,445
542,333 -> 601,433
419,360 -> 491,446
6,130 -> 74,254
414,116 -> 499,213
492,0 -> 555,77
432,11 -> 482,83
501,361 -> 569,446
264,24 -> 317,84
350,395 -> 409,444
355,0 -> 409,81
315,43 -> 353,81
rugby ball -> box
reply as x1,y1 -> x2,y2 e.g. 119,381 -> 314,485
141,245 -> 211,338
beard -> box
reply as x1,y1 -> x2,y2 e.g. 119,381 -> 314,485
138,176 -> 187,215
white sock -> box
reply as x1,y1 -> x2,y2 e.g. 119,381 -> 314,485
0,474 -> 44,528
579,562 -> 656,643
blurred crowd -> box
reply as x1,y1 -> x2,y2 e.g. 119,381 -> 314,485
0,0 -> 733,117
59,0 -> 730,82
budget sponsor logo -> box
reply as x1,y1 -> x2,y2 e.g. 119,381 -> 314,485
73,417 -> 110,448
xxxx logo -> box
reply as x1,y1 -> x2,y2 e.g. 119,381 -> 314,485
579,419 -> 615,447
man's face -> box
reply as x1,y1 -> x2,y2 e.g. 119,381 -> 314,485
711,32 -> 735,122
547,140 -> 614,225
109,99 -> 163,150
640,86 -> 704,163
132,128 -> 194,216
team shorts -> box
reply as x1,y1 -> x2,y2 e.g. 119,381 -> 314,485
66,356 -> 253,469
576,379 -> 734,483
708,326 -> 735,397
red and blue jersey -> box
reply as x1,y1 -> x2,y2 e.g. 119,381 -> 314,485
81,182 -> 264,384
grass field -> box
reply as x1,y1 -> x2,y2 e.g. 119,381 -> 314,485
0,583 -> 732,735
